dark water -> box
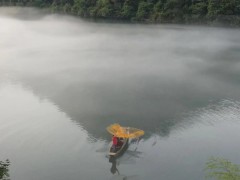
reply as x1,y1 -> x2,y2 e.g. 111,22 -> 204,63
0,7 -> 240,180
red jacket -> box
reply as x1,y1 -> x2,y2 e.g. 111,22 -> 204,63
112,136 -> 118,145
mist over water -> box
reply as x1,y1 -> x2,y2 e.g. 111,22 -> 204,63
0,7 -> 240,180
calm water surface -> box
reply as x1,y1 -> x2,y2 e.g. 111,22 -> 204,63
0,7 -> 240,180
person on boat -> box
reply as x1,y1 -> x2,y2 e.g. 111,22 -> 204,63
112,135 -> 118,150
117,137 -> 123,146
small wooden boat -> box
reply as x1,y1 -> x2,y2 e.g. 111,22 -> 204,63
107,123 -> 144,157
109,138 -> 129,157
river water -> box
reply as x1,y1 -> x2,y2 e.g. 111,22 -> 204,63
0,7 -> 240,180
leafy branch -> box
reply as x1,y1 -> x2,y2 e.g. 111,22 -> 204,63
205,157 -> 240,180
0,160 -> 10,180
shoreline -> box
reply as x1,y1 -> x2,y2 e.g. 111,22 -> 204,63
1,5 -> 240,28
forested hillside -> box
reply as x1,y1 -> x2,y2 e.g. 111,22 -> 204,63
1,0 -> 240,25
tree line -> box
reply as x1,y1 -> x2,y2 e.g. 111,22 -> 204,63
1,0 -> 240,25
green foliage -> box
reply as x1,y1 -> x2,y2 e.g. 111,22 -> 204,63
72,0 -> 95,16
205,157 -> 240,180
161,0 -> 185,22
1,0 -> 240,25
121,1 -> 135,19
50,1 -> 59,13
220,0 -> 235,15
0,159 -> 10,180
207,0 -> 221,17
95,0 -> 114,17
191,2 -> 208,17
123,0 -> 139,19
136,1 -> 152,20
33,0 -> 45,7
151,0 -> 164,21
153,0 -> 164,13
190,1 -> 207,23
63,3 -> 72,13
207,0 -> 238,24
236,0 -> 240,15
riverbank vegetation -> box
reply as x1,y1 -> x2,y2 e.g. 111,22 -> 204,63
0,160 -> 10,180
205,157 -> 240,180
1,0 -> 240,26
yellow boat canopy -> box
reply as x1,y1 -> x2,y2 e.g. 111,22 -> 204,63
106,123 -> 144,139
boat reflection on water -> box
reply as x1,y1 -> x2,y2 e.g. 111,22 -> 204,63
109,156 -> 120,175
109,139 -> 129,175
106,123 -> 144,180
108,139 -> 142,180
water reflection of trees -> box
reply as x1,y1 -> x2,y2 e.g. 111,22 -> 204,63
17,67 -> 240,142
19,74 -> 240,141
9,23 -> 240,141
19,76 -> 203,139
0,160 -> 10,180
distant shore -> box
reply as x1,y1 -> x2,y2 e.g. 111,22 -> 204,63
1,0 -> 240,27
